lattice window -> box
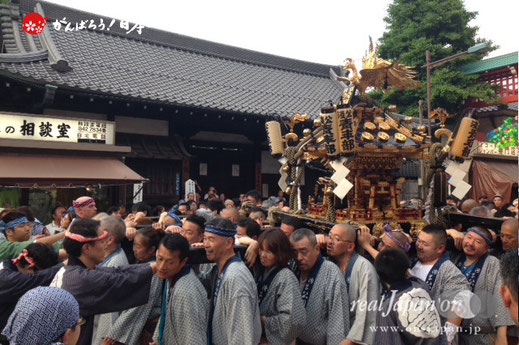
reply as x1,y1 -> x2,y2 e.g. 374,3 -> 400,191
481,67 -> 518,103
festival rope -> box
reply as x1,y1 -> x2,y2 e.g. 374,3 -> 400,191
326,181 -> 336,223
424,143 -> 449,227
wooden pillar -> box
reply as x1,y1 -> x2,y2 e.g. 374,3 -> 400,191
390,184 -> 397,210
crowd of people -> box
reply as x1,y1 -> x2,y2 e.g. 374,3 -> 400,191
0,187 -> 517,345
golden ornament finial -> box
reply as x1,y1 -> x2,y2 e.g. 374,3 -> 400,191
429,108 -> 452,128
284,113 -> 308,133
337,37 -> 421,96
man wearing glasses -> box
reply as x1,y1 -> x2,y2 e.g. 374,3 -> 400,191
51,218 -> 157,345
327,224 -> 380,345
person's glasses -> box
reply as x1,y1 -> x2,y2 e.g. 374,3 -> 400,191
76,317 -> 86,327
328,236 -> 352,243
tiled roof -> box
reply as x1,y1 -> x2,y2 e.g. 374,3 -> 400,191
0,0 -> 344,118
459,52 -> 518,75
475,102 -> 518,113
398,160 -> 419,178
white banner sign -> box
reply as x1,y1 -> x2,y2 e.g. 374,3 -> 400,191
133,182 -> 143,203
0,113 -> 115,144
475,141 -> 517,157
185,179 -> 196,201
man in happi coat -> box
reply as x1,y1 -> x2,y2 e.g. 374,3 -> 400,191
93,275 -> 162,345
374,248 -> 445,345
326,224 -> 379,345
290,228 -> 350,345
152,233 -> 208,345
92,216 -> 145,345
499,250 -> 518,327
50,219 -> 157,345
199,217 -> 261,345
453,226 -> 514,345
0,243 -> 63,339
410,224 -> 470,344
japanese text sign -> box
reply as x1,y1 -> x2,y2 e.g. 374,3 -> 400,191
0,113 -> 115,145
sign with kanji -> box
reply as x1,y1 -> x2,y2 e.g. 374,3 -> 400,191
0,113 -> 115,144
475,141 -> 518,157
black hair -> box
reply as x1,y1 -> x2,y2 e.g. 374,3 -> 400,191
1,212 -> 27,224
19,243 -> 58,270
421,223 -> 448,248
281,215 -> 302,230
152,205 -> 166,216
178,202 -> 189,209
131,202 -> 152,216
249,206 -> 263,214
62,219 -> 101,258
63,210 -> 77,222
207,200 -> 224,213
500,250 -> 518,302
375,248 -> 410,285
136,226 -> 163,250
15,206 -> 35,222
51,205 -> 64,217
206,216 -> 234,231
237,217 -> 261,239
185,214 -> 206,235
481,201 -> 496,210
159,233 -> 190,261
246,190 -> 261,202
107,206 -> 119,216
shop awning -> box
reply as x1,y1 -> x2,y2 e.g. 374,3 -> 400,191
0,154 -> 147,188
470,159 -> 518,202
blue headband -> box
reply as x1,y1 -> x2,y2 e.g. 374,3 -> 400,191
0,217 -> 29,234
383,224 -> 411,252
166,210 -> 182,225
205,224 -> 236,238
467,227 -> 493,247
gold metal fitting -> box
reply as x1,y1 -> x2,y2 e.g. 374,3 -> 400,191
394,133 -> 407,143
379,122 -> 390,131
285,133 -> 299,143
364,122 -> 376,131
361,132 -> 375,141
377,132 -> 390,142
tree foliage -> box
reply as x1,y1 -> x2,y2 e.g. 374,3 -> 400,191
371,0 -> 496,117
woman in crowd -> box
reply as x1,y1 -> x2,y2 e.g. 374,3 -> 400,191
133,227 -> 162,263
2,286 -> 83,345
255,228 -> 306,345
60,211 -> 76,231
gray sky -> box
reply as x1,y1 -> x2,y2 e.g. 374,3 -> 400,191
46,0 -> 518,66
